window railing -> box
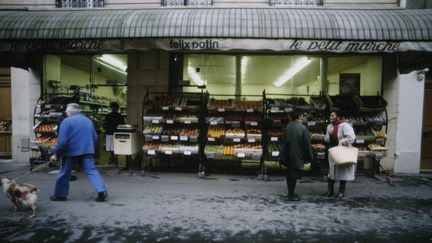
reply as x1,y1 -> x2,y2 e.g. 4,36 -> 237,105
56,0 -> 104,8
269,0 -> 322,6
161,0 -> 212,6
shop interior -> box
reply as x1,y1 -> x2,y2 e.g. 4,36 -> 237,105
33,54 -> 127,165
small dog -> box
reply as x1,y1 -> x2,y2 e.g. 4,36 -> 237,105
0,177 -> 38,217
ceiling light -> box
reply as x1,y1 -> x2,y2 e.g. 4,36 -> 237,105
187,66 -> 205,86
273,57 -> 312,87
97,54 -> 127,73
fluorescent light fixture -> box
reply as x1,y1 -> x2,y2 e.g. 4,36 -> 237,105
241,56 -> 248,84
273,57 -> 312,87
99,55 -> 127,72
187,66 -> 205,86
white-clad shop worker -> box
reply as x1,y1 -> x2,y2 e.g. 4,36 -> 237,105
103,102 -> 125,164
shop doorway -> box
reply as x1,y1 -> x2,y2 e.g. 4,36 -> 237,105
421,72 -> 432,171
0,68 -> 12,159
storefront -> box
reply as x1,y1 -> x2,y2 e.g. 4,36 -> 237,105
0,8 -> 431,174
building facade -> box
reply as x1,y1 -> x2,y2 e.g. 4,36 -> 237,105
0,0 -> 431,174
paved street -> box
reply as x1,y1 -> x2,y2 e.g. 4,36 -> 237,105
0,162 -> 432,242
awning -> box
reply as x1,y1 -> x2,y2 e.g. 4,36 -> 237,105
0,8 -> 431,53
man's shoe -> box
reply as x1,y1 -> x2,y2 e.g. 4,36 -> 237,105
95,191 -> 108,202
335,191 -> 345,200
287,194 -> 301,201
50,195 -> 67,201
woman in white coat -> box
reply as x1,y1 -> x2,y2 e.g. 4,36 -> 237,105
323,111 -> 356,200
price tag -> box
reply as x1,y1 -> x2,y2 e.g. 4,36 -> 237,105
206,152 -> 215,159
218,108 -> 225,112
147,150 -> 155,155
152,135 -> 160,140
271,137 -> 278,142
184,151 -> 192,155
208,137 -> 215,142
210,121 -> 218,125
152,120 -> 160,124
166,120 -> 174,124
184,120 -> 192,124
237,153 -> 245,158
165,150 -> 172,155
171,136 -> 178,141
161,136 -> 169,142
356,139 -> 365,144
251,122 -> 258,126
247,109 -> 254,113
285,107 -> 293,112
232,121 -> 241,128
233,138 -> 241,142
248,138 -> 256,143
180,136 -> 188,141
162,106 -> 169,111
272,151 -> 280,157
308,121 -> 316,126
175,107 -> 182,111
190,136 -> 198,142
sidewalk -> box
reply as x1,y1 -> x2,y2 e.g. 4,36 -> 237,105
0,162 -> 431,242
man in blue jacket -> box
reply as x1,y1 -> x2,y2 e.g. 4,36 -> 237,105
50,103 -> 108,202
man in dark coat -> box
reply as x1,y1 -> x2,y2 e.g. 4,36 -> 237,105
103,102 -> 125,164
279,110 -> 314,201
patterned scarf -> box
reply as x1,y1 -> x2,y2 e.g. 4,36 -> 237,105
330,118 -> 345,143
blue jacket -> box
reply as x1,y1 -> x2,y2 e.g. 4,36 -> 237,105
55,113 -> 98,157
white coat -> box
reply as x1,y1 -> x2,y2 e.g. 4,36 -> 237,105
324,122 -> 356,181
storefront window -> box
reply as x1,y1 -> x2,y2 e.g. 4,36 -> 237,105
56,0 -> 104,8
327,56 -> 382,96
182,54 -> 321,97
43,54 -> 127,106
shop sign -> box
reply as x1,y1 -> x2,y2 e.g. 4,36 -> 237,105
3,38 -> 432,53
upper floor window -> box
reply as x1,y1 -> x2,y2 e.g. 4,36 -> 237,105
270,0 -> 322,6
162,0 -> 212,6
56,0 -> 104,8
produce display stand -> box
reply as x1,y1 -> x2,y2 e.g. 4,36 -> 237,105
203,93 -> 264,177
30,95 -> 74,170
262,91 -> 328,179
141,91 -> 206,176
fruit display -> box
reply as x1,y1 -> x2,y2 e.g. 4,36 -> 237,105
225,114 -> 242,122
246,128 -> 262,140
162,128 -> 181,136
372,130 -> 386,138
233,144 -> 262,157
36,135 -> 57,145
269,113 -> 287,121
164,114 -> 177,121
143,125 -> 163,134
143,143 -> 160,151
225,128 -> 245,138
159,144 -> 180,153
180,144 -> 199,154
268,128 -> 282,137
235,101 -> 262,110
368,143 -> 387,151
205,145 -> 224,154
310,133 -> 325,141
177,114 -> 199,123
268,143 -> 281,154
179,128 -> 199,137
150,95 -> 174,108
35,122 -> 57,133
207,125 -> 225,138
208,99 -> 233,109
143,111 -> 163,122
311,143 -> 326,151
224,146 -> 234,156
244,114 -> 261,122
